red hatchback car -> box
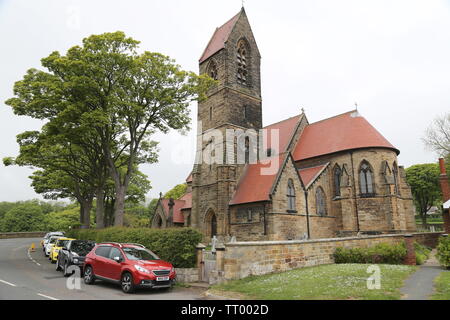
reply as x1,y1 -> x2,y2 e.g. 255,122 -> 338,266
83,242 -> 176,293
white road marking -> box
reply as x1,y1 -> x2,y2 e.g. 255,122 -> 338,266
27,249 -> 41,267
0,279 -> 17,287
37,293 -> 59,300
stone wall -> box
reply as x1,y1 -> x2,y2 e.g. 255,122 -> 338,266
0,232 -> 47,239
221,232 -> 442,281
175,268 -> 199,283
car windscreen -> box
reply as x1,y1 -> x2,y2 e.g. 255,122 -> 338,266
123,247 -> 160,261
71,241 -> 95,256
56,239 -> 70,247
49,238 -> 58,244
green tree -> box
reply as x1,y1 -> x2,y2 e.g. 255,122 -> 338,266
163,183 -> 187,200
5,31 -> 214,227
405,163 -> 442,227
0,202 -> 46,232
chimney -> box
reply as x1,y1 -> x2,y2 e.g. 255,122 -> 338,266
438,158 -> 450,233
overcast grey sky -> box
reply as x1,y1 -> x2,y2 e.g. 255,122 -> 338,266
0,0 -> 449,202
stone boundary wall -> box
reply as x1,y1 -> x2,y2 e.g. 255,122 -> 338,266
0,232 -> 46,239
175,268 -> 199,283
222,232 -> 443,281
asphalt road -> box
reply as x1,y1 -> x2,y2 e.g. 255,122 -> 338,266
0,237 -> 207,300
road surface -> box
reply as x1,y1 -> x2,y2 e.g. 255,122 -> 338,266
0,237 -> 207,300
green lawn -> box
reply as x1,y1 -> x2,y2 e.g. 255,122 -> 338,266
431,271 -> 450,300
211,264 -> 417,300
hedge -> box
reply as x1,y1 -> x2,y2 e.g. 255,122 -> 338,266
67,227 -> 202,268
436,236 -> 450,268
334,242 -> 407,264
414,242 -> 431,265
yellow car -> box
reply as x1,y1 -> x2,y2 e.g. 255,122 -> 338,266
49,237 -> 75,263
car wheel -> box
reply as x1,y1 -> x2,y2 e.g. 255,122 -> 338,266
83,266 -> 95,284
121,272 -> 135,293
56,259 -> 61,271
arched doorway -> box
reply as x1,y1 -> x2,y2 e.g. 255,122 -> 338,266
211,214 -> 217,237
204,209 -> 218,239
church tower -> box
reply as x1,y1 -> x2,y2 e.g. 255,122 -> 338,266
191,8 -> 262,240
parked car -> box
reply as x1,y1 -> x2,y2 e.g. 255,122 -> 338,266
56,239 -> 96,276
83,242 -> 176,293
49,237 -> 75,263
44,236 -> 61,257
41,232 -> 65,250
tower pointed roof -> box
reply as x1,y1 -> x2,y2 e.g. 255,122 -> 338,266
199,9 -> 244,63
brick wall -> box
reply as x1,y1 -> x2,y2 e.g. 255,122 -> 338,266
222,232 -> 442,280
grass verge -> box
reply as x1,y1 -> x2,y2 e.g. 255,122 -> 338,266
431,271 -> 450,300
211,263 -> 417,300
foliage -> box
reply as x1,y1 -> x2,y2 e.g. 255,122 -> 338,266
405,163 -> 441,226
414,242 -> 431,265
44,207 -> 83,231
66,227 -> 202,268
431,271 -> 450,300
436,236 -> 450,268
164,183 -> 187,200
0,202 -> 46,232
212,264 -> 416,300
334,243 -> 407,265
4,30 -> 215,227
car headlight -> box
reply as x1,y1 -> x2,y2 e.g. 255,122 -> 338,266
73,258 -> 79,263
134,265 -> 150,274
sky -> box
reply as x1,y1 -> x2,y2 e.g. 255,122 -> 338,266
0,0 -> 449,202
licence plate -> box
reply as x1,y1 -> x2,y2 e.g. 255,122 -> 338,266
156,276 -> 169,281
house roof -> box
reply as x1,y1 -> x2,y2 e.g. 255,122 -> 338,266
293,110 -> 399,161
160,199 -> 185,224
199,10 -> 242,63
229,153 -> 286,205
180,192 -> 192,210
298,163 -> 329,189
264,115 -> 302,154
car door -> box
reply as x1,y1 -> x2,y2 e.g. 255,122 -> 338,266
92,246 -> 112,278
105,247 -> 124,281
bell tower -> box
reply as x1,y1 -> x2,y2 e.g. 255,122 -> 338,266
191,8 -> 262,240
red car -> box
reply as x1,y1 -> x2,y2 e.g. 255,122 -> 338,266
83,242 -> 176,293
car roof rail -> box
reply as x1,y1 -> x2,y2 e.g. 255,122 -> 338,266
98,242 -> 122,247
123,243 -> 145,248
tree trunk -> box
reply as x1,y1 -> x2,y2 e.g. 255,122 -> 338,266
114,184 -> 127,226
80,199 -> 93,229
420,212 -> 427,228
96,187 -> 105,229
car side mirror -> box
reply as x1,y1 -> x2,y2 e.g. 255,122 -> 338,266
113,256 -> 122,263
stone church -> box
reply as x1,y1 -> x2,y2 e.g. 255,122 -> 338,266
152,8 -> 416,241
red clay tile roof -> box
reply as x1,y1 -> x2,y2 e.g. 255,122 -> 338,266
229,153 -> 286,205
298,164 -> 329,189
180,192 -> 192,210
199,10 -> 241,63
160,199 -> 185,224
264,115 -> 301,154
293,110 -> 398,161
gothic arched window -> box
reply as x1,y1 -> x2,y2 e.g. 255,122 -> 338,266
316,187 -> 327,216
359,161 -> 375,196
333,165 -> 342,197
244,136 -> 250,164
237,40 -> 248,85
207,60 -> 218,80
287,179 -> 296,212
393,162 -> 399,195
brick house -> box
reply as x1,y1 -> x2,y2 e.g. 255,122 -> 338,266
152,8 -> 416,241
